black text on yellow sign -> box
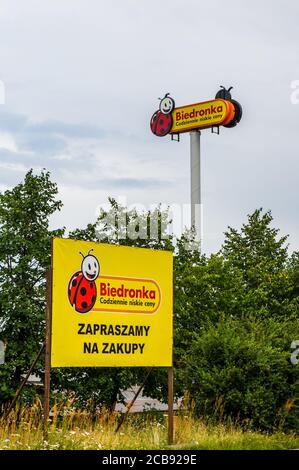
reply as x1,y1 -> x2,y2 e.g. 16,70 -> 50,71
51,238 -> 173,367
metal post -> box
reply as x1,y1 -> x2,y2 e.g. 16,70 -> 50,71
190,130 -> 202,246
168,366 -> 174,445
44,268 -> 52,440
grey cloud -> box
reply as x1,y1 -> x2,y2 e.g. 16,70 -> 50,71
0,111 -> 27,132
0,109 -> 110,184
0,109 -> 105,156
25,120 -> 105,139
66,176 -> 170,191
16,132 -> 67,156
0,141 -> 171,192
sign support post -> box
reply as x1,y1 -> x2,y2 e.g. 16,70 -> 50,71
190,130 -> 201,246
44,268 -> 52,440
168,366 -> 174,445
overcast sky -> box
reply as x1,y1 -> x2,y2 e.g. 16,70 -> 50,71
0,0 -> 298,253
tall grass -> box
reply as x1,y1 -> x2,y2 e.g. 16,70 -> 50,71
0,400 -> 298,450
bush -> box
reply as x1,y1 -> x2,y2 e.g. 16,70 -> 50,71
183,316 -> 299,432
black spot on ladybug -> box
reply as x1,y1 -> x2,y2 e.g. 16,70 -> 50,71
160,119 -> 164,125
90,283 -> 93,289
80,287 -> 87,296
160,128 -> 165,134
82,301 -> 87,309
72,279 -> 77,287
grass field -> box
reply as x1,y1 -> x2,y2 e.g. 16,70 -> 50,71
0,401 -> 298,450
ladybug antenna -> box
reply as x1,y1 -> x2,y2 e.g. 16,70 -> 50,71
88,249 -> 94,255
219,85 -> 233,92
79,251 -> 85,259
158,93 -> 171,101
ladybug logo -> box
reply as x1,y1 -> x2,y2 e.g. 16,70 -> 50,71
68,249 -> 100,313
150,93 -> 175,137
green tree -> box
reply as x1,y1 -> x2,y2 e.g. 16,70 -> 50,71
288,252 -> 299,299
184,315 -> 299,431
180,209 -> 299,431
0,170 -> 63,404
221,208 -> 295,318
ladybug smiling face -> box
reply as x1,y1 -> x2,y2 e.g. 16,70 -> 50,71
68,250 -> 100,314
81,252 -> 100,281
159,94 -> 175,115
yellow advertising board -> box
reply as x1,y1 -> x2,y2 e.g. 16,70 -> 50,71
51,238 -> 173,367
170,99 -> 235,134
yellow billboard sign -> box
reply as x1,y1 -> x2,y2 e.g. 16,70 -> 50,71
51,238 -> 173,367
170,99 -> 235,134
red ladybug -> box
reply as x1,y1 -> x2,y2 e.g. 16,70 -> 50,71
150,93 -> 175,137
150,111 -> 172,136
68,250 -> 100,313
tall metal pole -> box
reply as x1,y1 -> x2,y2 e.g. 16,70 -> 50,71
190,130 -> 201,247
44,268 -> 52,440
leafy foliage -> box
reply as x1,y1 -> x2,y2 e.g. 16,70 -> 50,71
0,170 -> 63,402
184,316 -> 299,431
179,209 -> 299,430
